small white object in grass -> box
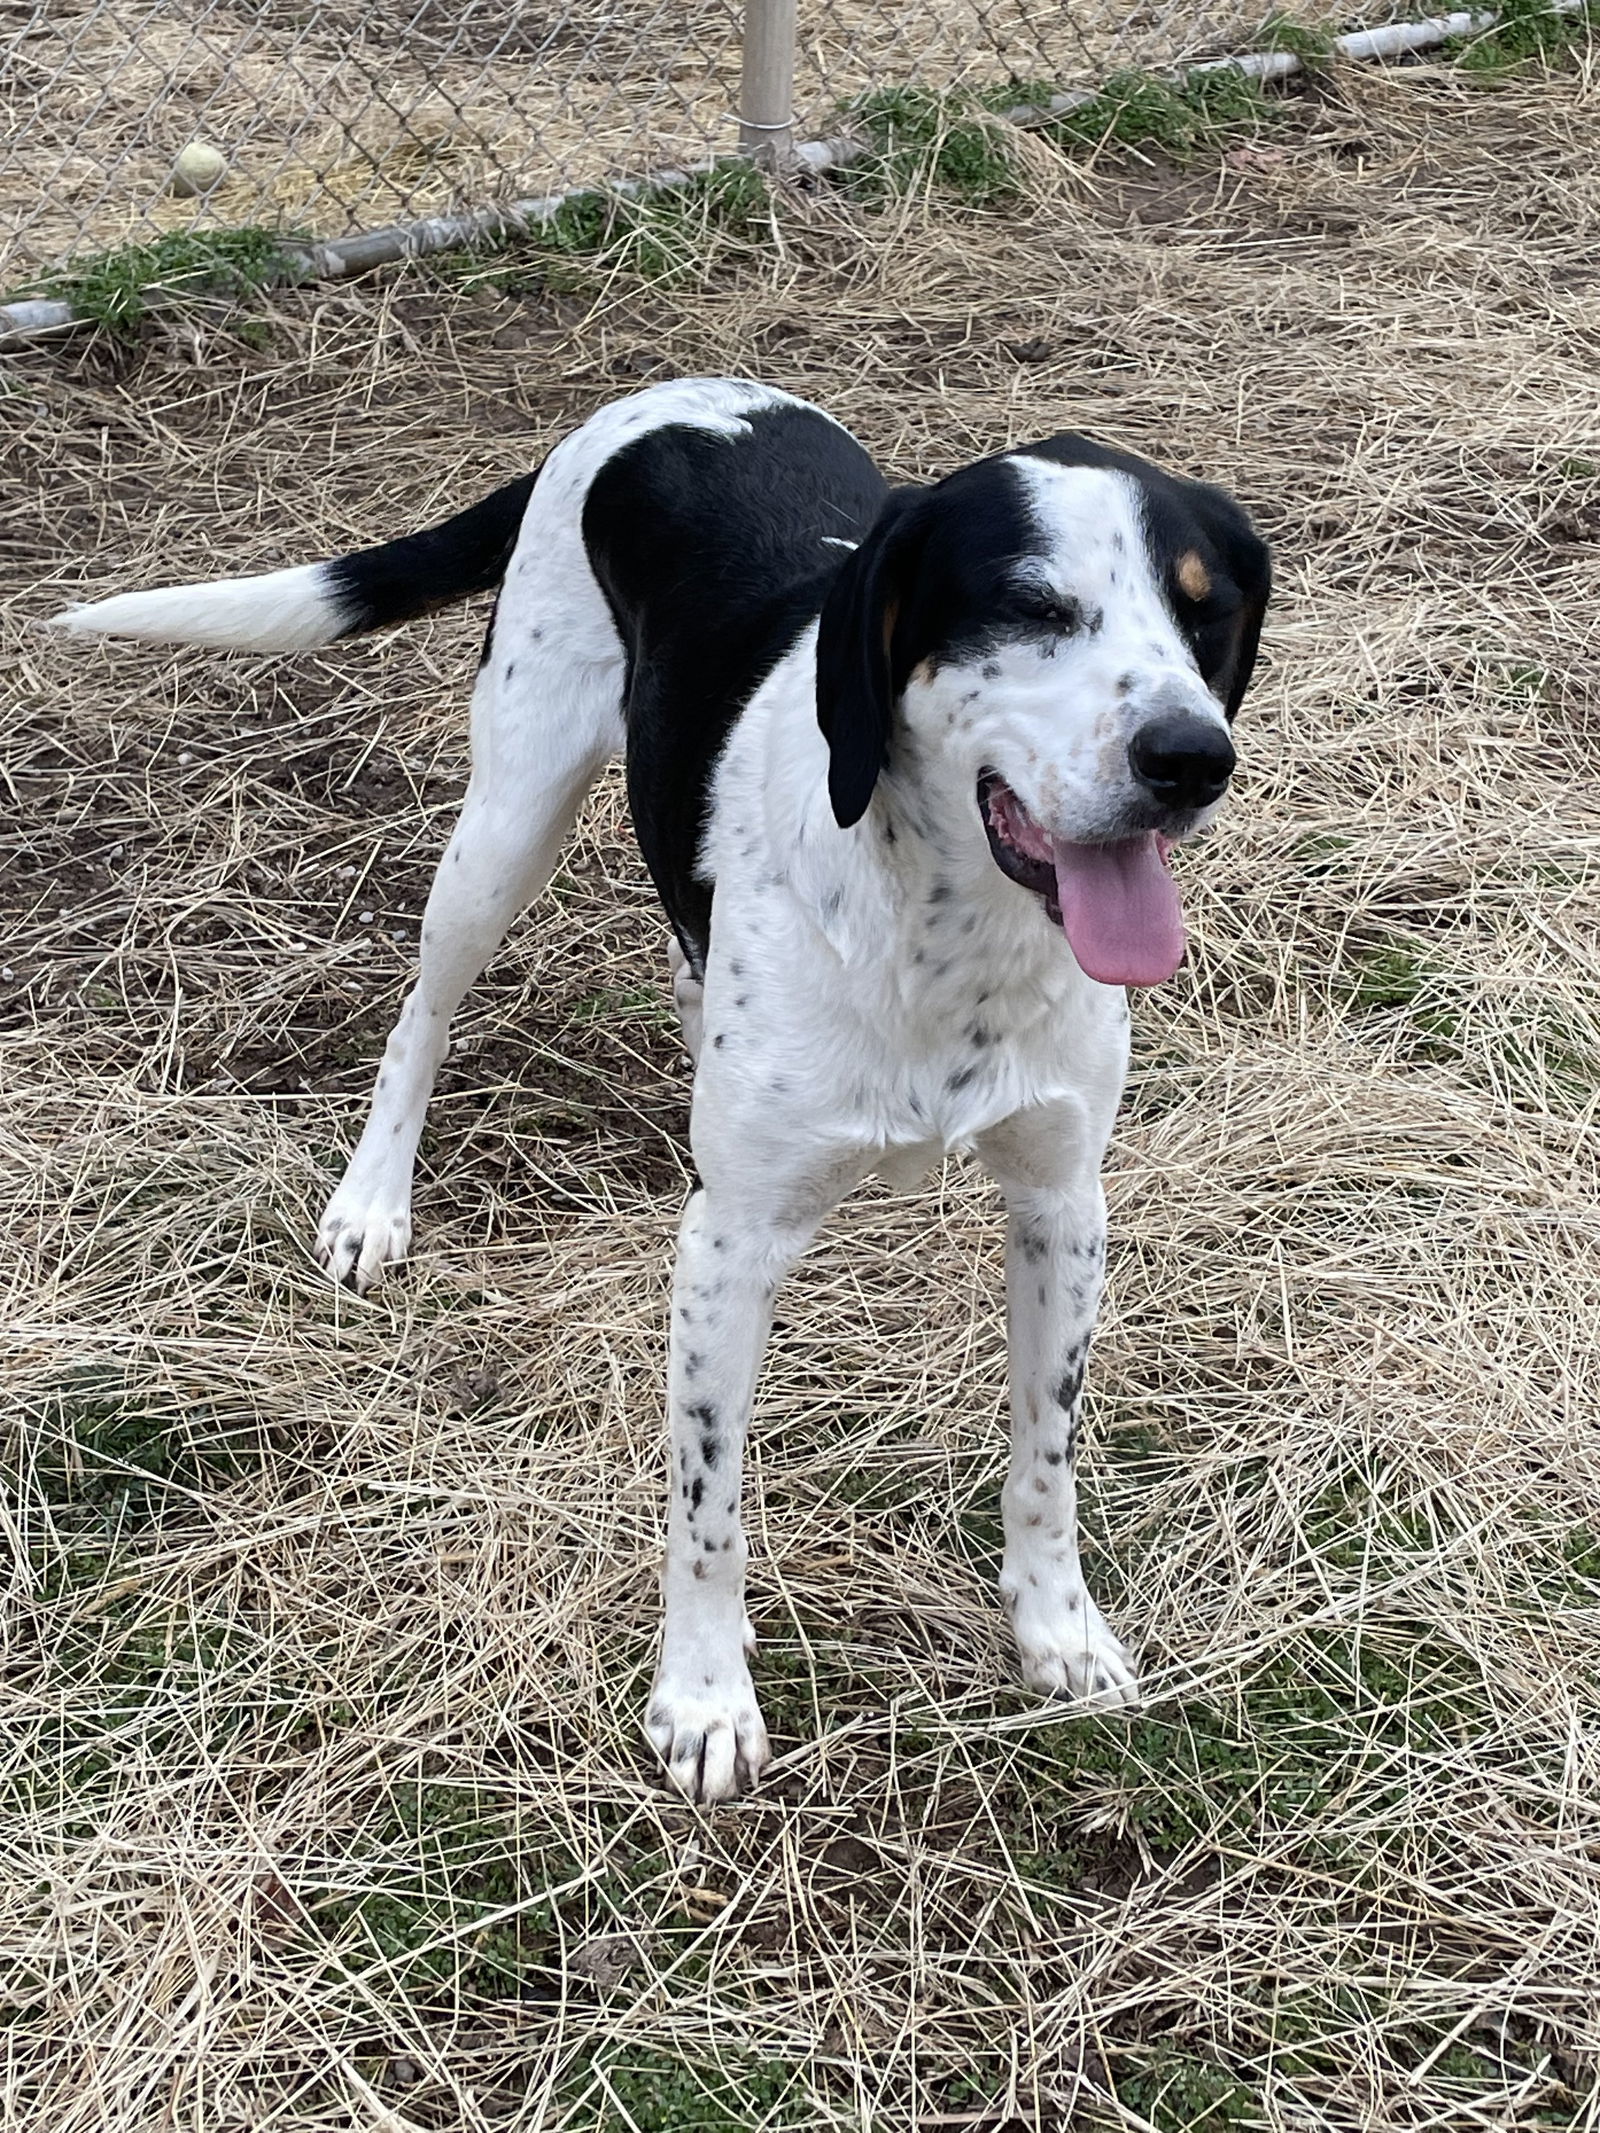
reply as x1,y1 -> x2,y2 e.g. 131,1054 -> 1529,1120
358,911 -> 375,924
170,141 -> 229,197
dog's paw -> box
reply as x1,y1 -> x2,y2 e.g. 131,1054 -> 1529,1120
315,1186 -> 412,1294
1011,1591 -> 1141,1712
645,1663 -> 770,1803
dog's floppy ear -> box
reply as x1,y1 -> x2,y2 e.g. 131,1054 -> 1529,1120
1177,483 -> 1272,720
815,485 -> 928,829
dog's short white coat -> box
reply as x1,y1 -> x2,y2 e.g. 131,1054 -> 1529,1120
54,377 -> 1238,1802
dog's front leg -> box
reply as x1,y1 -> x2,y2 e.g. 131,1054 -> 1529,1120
647,1148 -> 865,1802
978,1110 -> 1140,1710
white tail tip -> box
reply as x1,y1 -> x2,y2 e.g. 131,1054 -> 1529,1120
48,563 -> 349,652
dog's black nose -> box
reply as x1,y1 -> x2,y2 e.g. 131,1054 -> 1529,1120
1127,715 -> 1236,810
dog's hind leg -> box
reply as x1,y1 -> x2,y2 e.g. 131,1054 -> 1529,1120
316,643 -> 624,1292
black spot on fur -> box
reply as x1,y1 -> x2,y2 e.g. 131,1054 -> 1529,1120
1054,1362 -> 1085,1410
690,1477 -> 704,1511
688,1401 -> 718,1428
1018,1229 -> 1048,1266
947,1065 -> 977,1094
713,1033 -> 725,1049
701,1434 -> 722,1469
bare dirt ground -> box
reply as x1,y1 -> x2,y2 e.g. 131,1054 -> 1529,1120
4,50 -> 1600,2133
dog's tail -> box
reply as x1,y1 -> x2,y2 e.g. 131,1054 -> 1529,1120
48,471 -> 538,652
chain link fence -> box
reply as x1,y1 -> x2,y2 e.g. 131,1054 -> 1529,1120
4,0 -> 1335,284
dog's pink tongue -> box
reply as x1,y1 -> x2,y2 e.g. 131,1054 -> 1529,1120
1051,834 -> 1186,986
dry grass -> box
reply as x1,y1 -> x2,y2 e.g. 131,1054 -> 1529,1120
4,49 -> 1600,2133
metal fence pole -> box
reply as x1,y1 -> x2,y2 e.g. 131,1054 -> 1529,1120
739,0 -> 798,169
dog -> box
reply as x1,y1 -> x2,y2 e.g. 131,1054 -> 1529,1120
52,378 -> 1270,1802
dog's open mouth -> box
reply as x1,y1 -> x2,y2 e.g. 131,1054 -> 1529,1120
978,771 -> 1186,987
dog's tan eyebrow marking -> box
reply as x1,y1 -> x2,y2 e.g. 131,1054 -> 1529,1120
1176,550 -> 1211,600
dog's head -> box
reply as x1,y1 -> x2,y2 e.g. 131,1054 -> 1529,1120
814,436 -> 1271,985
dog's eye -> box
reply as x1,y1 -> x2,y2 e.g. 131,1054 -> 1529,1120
1009,586 -> 1083,631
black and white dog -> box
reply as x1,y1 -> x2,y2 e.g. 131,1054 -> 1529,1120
53,379 -> 1270,1801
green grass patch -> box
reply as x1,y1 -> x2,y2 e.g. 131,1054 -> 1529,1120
463,162 -> 769,295
838,64 -> 1279,201
1049,64 -> 1274,158
572,983 -> 677,1028
1446,0 -> 1597,75
1337,939 -> 1598,1102
1116,2046 -> 1255,2132
1014,1624 -> 1490,1867
835,85 -> 1027,206
1256,9 -> 1338,67
564,2047 -> 812,2130
315,1779 -> 559,1998
20,226 -> 298,334
21,1370 -> 271,1523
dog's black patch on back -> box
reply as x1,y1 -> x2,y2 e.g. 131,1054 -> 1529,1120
582,405 -> 887,968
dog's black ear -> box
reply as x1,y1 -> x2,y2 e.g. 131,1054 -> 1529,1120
1176,484 -> 1272,720
815,486 -> 928,828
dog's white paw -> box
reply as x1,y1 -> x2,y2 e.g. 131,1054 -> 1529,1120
315,1184 -> 412,1294
1011,1591 -> 1141,1711
646,1661 -> 770,1803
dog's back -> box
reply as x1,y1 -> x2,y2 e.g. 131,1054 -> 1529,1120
583,397 -> 885,958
